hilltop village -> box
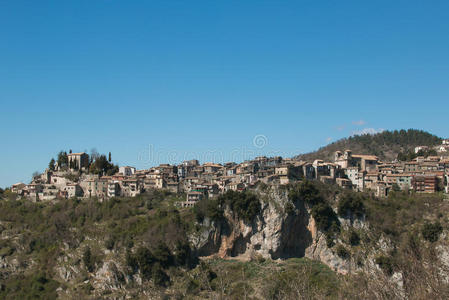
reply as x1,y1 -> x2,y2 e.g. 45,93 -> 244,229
10,139 -> 449,205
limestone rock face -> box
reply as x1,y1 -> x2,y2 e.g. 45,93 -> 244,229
194,188 -> 349,274
92,261 -> 126,292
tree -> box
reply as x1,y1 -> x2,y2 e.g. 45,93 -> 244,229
57,151 -> 68,168
83,246 -> 95,272
311,202 -> 340,232
32,171 -> 40,180
337,193 -> 365,219
135,247 -> 155,280
89,153 -> 118,175
422,221 -> 443,243
218,191 -> 261,223
152,243 -> 173,268
336,244 -> 350,259
108,152 -> 112,162
90,148 -> 99,164
375,255 -> 394,275
48,159 -> 55,171
289,180 -> 322,205
151,263 -> 170,287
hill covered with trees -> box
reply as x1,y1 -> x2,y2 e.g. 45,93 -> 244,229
296,129 -> 443,162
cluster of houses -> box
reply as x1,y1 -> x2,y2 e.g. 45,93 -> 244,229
10,139 -> 449,205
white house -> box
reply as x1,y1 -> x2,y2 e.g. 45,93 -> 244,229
119,166 -> 136,176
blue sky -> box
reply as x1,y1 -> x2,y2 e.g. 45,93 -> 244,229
1,0 -> 448,187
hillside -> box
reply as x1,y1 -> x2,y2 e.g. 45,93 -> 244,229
0,184 -> 448,299
296,129 -> 443,162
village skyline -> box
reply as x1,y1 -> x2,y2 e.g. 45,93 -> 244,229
2,1 -> 449,187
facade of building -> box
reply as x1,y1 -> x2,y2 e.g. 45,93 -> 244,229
67,153 -> 89,170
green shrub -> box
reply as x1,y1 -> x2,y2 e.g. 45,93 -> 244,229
105,237 -> 115,250
174,240 -> 191,267
151,262 -> 170,287
326,235 -> 335,248
284,202 -> 295,215
83,246 -> 95,272
135,246 -> 155,280
422,221 -> 443,243
194,198 -> 223,223
0,246 -> 15,257
311,203 -> 340,233
335,244 -> 350,259
126,249 -> 138,274
375,255 -> 394,275
128,243 -> 181,282
348,230 -> 360,246
0,272 -> 59,299
289,180 -> 323,205
218,191 -> 261,223
337,193 -> 365,219
152,243 -> 173,268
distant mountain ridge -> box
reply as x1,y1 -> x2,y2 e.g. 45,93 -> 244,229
296,129 -> 443,162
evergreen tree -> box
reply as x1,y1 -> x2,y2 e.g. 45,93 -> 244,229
57,151 -> 68,168
48,158 -> 55,171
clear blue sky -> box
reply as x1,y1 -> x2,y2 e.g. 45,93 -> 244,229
1,0 -> 448,188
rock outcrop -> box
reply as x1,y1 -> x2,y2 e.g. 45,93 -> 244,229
193,187 -> 351,274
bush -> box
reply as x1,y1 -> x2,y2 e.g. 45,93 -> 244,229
151,262 -> 170,287
326,235 -> 335,248
83,246 -> 95,272
289,180 -> 323,206
105,237 -> 115,250
284,202 -> 295,215
128,243 -> 179,281
375,255 -> 394,275
126,249 -> 138,274
335,244 -> 350,259
311,203 -> 340,233
218,191 -> 261,223
348,230 -> 360,246
194,198 -> 223,223
337,193 -> 365,219
174,241 -> 191,267
0,272 -> 59,299
422,221 -> 443,243
152,243 -> 173,268
135,247 -> 155,280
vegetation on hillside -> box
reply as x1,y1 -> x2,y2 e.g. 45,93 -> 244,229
289,180 -> 342,246
297,129 -> 442,162
0,182 -> 448,299
0,190 -> 194,298
194,190 -> 261,224
397,148 -> 438,161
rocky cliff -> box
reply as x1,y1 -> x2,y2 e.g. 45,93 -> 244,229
192,186 -> 352,274
1,187 -> 448,299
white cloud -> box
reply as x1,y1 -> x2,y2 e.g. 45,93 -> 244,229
326,137 -> 332,142
352,120 -> 366,126
352,128 -> 384,136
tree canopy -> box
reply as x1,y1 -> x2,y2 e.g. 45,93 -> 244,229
297,129 -> 442,162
